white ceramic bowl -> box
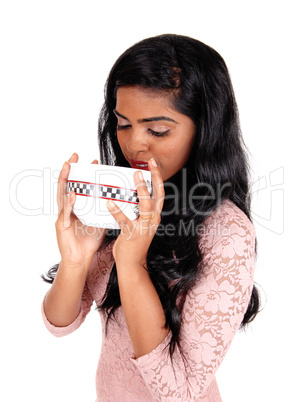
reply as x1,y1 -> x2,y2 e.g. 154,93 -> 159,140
67,163 -> 152,229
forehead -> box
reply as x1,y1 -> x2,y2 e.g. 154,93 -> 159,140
115,86 -> 176,116
115,86 -> 195,132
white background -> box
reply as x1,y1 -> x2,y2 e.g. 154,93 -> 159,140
1,0 -> 292,401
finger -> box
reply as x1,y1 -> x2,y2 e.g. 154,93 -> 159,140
134,170 -> 153,213
57,161 -> 70,214
56,191 -> 75,231
63,191 -> 76,228
57,153 -> 79,214
68,152 -> 79,163
106,200 -> 132,230
91,159 -> 99,164
148,158 -> 165,214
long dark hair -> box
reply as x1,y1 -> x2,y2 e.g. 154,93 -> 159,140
97,34 -> 260,355
43,34 -> 260,357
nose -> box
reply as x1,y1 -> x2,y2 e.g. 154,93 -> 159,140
125,128 -> 149,155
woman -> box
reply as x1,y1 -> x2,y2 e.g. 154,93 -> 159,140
42,34 -> 259,401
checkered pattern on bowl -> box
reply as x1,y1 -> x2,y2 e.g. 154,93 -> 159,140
67,180 -> 139,204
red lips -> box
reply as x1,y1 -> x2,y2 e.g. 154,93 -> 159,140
129,159 -> 150,170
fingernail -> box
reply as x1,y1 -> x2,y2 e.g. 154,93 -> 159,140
107,200 -> 115,209
137,171 -> 143,181
150,158 -> 157,167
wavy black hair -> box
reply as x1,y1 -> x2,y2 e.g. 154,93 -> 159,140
43,34 -> 260,357
97,34 -> 260,356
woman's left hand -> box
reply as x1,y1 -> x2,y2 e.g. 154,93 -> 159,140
106,158 -> 164,267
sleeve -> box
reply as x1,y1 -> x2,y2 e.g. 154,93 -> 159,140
41,273 -> 94,338
131,204 -> 256,400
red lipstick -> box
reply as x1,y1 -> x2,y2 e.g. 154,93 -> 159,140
129,159 -> 150,170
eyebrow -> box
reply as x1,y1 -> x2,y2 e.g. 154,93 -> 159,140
113,109 -> 178,124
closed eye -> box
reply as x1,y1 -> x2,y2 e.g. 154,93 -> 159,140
148,128 -> 170,137
117,124 -> 131,130
117,124 -> 169,137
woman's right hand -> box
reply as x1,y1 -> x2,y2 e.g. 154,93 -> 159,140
55,153 -> 107,269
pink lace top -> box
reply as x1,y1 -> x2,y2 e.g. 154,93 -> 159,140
41,199 -> 256,401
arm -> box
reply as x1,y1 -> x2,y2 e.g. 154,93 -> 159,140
42,153 -> 106,333
107,158 -> 168,358
42,243 -> 115,337
116,261 -> 169,358
41,267 -> 94,338
43,259 -> 93,328
131,202 -> 256,400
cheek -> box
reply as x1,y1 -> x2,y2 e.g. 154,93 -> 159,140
162,141 -> 190,163
157,145 -> 185,176
117,134 -> 126,150
175,131 -> 195,162
160,140 -> 193,175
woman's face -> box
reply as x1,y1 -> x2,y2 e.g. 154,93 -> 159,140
115,86 -> 196,182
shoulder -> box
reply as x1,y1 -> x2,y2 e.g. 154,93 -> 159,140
204,199 -> 254,227
200,199 -> 255,241
198,199 -> 256,264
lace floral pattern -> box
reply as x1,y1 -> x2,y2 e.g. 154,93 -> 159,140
41,200 -> 256,401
